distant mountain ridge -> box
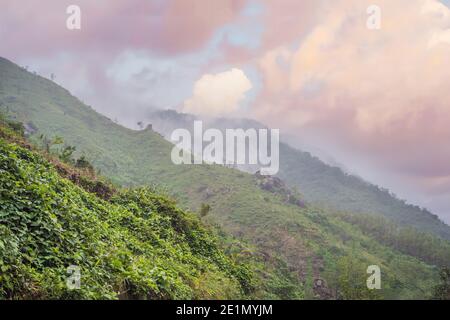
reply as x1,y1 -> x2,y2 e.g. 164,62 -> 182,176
145,109 -> 450,240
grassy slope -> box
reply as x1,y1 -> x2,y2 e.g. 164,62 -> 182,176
0,122 -> 251,300
0,57 -> 445,299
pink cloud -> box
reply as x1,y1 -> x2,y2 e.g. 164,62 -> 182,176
260,0 -> 326,49
246,0 -> 450,221
0,0 -> 245,59
254,0 -> 450,176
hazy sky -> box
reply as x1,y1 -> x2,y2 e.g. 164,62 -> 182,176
1,0 -> 450,223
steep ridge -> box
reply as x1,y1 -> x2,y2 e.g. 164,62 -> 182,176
1,56 -> 448,299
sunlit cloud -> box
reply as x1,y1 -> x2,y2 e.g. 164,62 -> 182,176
183,68 -> 252,117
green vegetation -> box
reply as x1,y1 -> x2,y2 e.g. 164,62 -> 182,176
1,56 -> 449,299
199,203 -> 211,218
334,212 -> 450,268
433,267 -> 450,300
0,119 -> 253,299
330,255 -> 381,300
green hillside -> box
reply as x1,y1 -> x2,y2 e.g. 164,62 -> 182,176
1,56 -> 448,299
0,119 -> 251,299
146,110 -> 450,241
277,143 -> 450,240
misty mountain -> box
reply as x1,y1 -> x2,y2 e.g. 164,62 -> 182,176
145,109 -> 450,240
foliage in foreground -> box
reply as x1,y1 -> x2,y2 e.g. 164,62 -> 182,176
0,124 -> 252,299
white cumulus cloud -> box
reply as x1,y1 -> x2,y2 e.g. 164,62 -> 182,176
183,68 -> 252,117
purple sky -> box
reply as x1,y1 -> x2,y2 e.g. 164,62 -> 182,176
1,0 -> 450,223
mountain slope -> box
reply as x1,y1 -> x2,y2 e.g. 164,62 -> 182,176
277,143 -> 450,240
1,56 -> 448,299
0,119 -> 251,299
145,110 -> 450,241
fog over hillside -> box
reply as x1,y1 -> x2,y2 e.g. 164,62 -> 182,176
143,109 -> 450,235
